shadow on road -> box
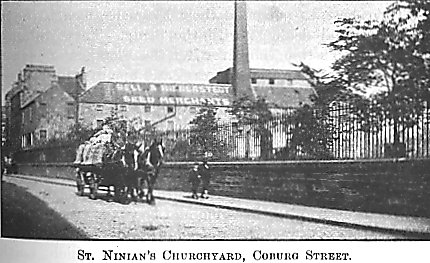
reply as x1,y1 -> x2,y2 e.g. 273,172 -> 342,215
1,181 -> 88,239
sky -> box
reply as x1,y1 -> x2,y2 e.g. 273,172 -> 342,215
1,1 -> 392,103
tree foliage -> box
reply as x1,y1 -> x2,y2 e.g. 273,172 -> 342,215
228,95 -> 272,127
287,105 -> 333,159
228,96 -> 274,159
327,0 -> 430,144
188,106 -> 226,160
279,63 -> 335,160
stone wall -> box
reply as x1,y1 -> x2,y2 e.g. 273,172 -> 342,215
16,159 -> 430,217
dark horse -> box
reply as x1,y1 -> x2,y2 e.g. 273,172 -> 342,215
123,139 -> 165,204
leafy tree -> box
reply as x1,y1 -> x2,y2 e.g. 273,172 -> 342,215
327,0 -> 430,153
228,95 -> 273,159
188,106 -> 224,160
286,105 -> 333,159
280,63 -> 336,160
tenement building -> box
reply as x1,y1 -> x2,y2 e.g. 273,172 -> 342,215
5,64 -> 86,152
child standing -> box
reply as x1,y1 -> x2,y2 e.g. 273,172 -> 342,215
200,160 -> 210,199
188,163 -> 201,199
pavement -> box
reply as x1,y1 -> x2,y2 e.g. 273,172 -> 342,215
4,173 -> 430,239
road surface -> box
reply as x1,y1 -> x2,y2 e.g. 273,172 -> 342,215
2,176 -> 408,239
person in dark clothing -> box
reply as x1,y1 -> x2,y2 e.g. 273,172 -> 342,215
188,163 -> 201,199
199,160 -> 210,199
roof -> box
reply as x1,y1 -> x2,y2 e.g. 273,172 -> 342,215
250,68 -> 309,80
58,76 -> 84,99
23,64 -> 56,73
209,67 -> 309,84
80,81 -> 315,108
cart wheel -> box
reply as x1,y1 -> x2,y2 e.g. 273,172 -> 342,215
89,176 -> 98,200
76,172 -> 85,196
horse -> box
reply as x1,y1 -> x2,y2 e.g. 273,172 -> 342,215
125,139 -> 165,205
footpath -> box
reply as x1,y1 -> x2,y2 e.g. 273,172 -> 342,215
4,173 -> 430,239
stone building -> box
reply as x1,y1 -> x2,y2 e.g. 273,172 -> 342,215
5,64 -> 85,152
1,106 -> 7,149
77,67 -> 315,133
78,81 -> 232,131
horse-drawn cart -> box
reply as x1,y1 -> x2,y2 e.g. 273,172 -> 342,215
74,142 -> 128,200
73,129 -> 165,204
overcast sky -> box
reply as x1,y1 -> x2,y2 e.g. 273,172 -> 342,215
1,1 -> 391,103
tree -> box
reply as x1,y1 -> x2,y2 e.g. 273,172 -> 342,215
286,105 -> 333,159
327,0 -> 430,155
228,95 -> 273,159
281,63 -> 337,160
189,106 -> 223,160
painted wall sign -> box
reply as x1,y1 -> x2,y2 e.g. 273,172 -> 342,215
117,83 -> 232,106
115,83 -> 231,95
123,95 -> 231,106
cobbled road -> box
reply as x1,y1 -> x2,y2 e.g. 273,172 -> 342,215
2,176 -> 407,239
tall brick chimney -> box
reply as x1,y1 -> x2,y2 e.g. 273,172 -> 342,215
233,0 -> 253,99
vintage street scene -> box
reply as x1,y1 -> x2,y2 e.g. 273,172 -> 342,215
1,0 -> 429,242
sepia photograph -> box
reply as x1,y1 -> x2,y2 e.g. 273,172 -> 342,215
1,0 -> 429,261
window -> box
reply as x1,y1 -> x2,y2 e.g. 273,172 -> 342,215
251,78 -> 257,84
144,105 -> 151,113
67,102 -> 74,119
287,79 -> 293,85
39,129 -> 47,141
29,107 -> 33,122
167,106 -> 174,113
29,132 -> 33,146
189,107 -> 197,114
269,78 -> 275,85
167,120 -> 174,130
96,119 -> 104,129
144,120 -> 151,127
21,111 -> 25,124
120,105 -> 128,112
22,133 -> 33,148
96,104 -> 104,111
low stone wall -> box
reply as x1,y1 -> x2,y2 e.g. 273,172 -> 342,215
17,163 -> 77,180
16,159 -> 430,218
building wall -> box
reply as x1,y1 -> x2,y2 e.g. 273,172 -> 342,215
79,102 -> 232,131
254,79 -> 310,88
20,85 -> 76,148
20,65 -> 57,108
8,90 -> 22,152
211,68 -> 313,90
1,106 -> 7,148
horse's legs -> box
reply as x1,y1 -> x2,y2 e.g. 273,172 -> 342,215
137,175 -> 145,199
146,172 -> 158,205
146,175 -> 152,204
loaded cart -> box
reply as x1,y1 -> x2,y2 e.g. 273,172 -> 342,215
73,140 -> 128,200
